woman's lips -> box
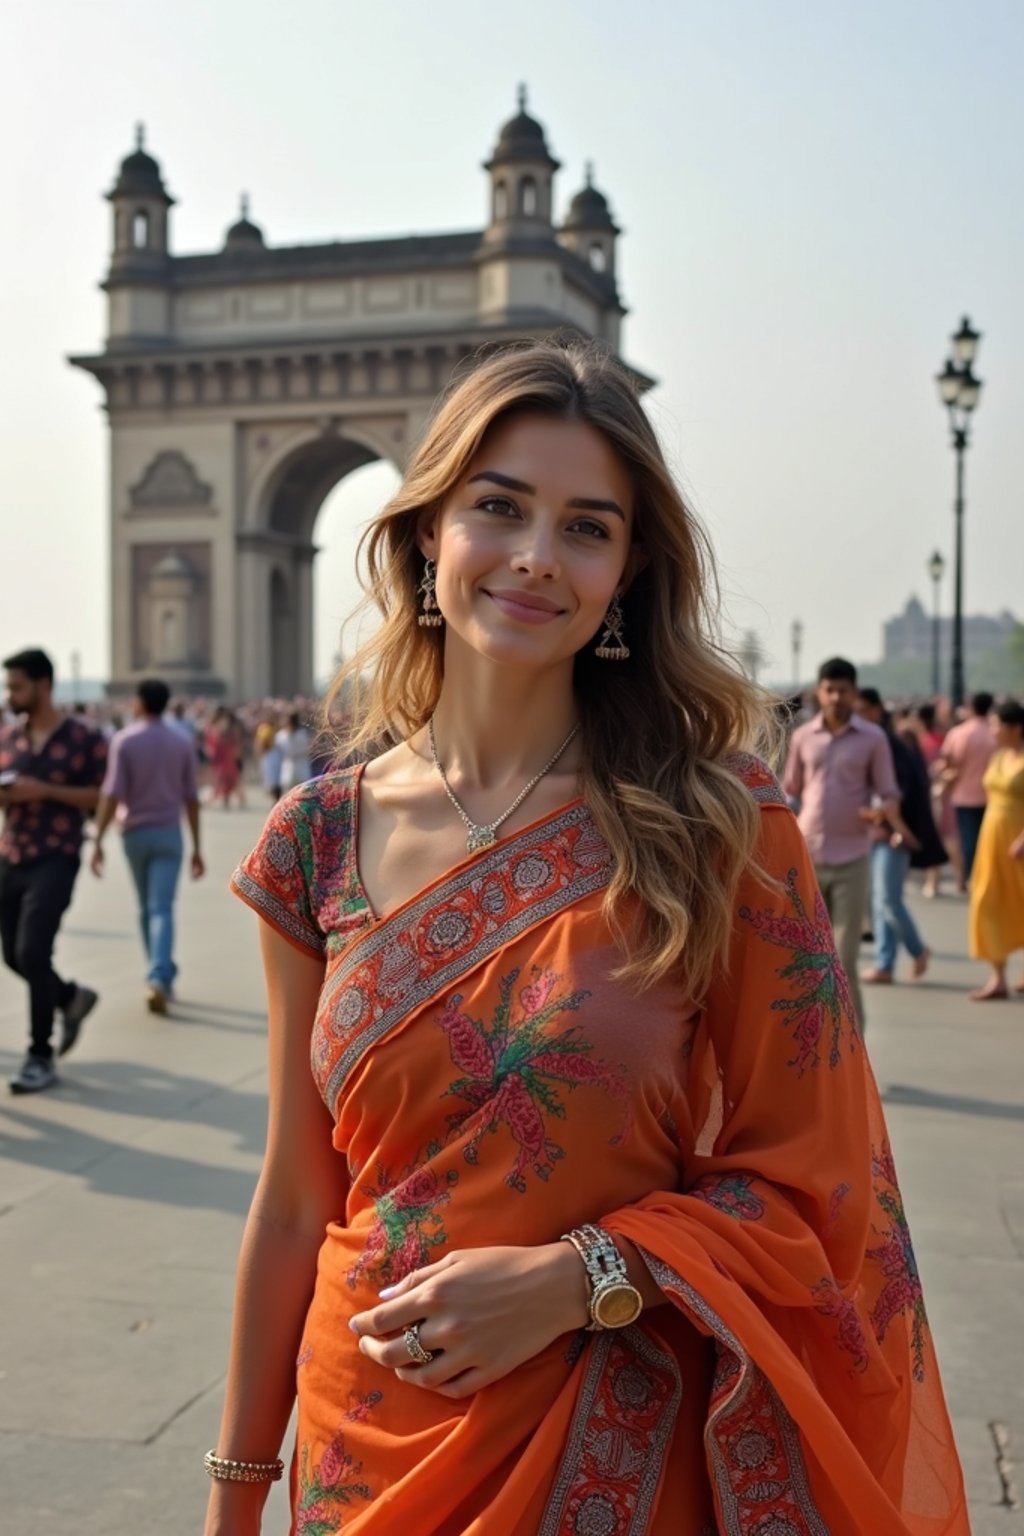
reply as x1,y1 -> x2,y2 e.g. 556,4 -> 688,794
483,589 -> 566,625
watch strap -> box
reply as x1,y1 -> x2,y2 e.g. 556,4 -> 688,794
562,1224 -> 634,1329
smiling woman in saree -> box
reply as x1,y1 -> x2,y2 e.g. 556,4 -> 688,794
205,343 -> 968,1536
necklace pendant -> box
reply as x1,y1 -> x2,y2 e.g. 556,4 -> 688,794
467,825 -> 498,853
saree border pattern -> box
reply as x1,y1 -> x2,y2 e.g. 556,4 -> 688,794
316,804 -> 613,1114
538,1326 -> 683,1536
639,1250 -> 830,1536
232,863 -> 325,957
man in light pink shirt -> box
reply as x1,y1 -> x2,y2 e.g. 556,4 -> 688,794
938,692 -> 996,883
90,678 -> 205,1013
782,657 -> 899,1032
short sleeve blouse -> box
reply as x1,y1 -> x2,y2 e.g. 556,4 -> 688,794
230,769 -> 371,959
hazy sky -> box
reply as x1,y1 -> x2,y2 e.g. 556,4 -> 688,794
4,0 -> 1022,688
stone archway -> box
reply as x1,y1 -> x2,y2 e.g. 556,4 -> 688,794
72,106 -> 652,699
235,423 -> 397,699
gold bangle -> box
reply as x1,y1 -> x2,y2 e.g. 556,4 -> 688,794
204,1449 -> 284,1484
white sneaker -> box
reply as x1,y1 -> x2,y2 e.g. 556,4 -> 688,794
9,1055 -> 57,1094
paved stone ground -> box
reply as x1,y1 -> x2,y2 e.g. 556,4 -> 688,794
0,806 -> 1021,1533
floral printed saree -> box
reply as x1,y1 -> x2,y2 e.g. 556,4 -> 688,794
231,755 -> 968,1536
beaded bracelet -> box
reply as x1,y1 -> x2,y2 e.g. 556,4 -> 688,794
204,1449 -> 285,1484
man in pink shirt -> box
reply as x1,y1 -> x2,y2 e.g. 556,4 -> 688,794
782,657 -> 899,1032
91,679 -> 204,1013
937,692 -> 996,884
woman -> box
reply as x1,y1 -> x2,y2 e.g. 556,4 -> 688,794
968,700 -> 1024,1000
914,703 -> 956,897
255,713 -> 283,804
208,345 -> 967,1536
275,710 -> 314,793
207,708 -> 246,809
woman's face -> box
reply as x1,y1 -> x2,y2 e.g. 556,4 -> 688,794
995,719 -> 1023,751
420,412 -> 636,672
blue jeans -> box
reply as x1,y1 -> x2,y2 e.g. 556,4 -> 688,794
871,842 -> 924,973
123,825 -> 183,990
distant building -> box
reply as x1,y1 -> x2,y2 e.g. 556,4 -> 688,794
883,596 -> 1018,672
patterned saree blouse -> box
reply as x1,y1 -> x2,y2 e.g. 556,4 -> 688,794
231,758 -> 967,1536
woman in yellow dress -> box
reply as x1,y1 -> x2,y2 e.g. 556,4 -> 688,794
969,701 -> 1024,999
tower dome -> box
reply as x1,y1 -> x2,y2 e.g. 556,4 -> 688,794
108,124 -> 173,205
486,85 -> 560,172
563,165 -> 619,234
483,87 -> 560,234
224,194 -> 265,252
559,164 -> 620,280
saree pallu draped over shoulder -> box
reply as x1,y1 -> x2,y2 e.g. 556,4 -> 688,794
231,759 -> 969,1536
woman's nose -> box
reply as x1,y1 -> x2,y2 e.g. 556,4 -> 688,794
512,525 -> 560,578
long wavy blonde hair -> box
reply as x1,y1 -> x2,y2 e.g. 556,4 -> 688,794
324,340 -> 778,999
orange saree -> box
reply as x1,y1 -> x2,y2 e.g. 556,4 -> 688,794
231,756 -> 969,1536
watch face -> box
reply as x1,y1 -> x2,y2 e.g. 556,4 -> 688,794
594,1283 -> 643,1328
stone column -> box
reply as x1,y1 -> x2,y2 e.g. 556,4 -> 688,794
236,540 -> 271,700
294,545 -> 317,696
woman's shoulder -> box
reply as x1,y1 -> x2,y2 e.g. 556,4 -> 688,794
719,751 -> 789,809
270,766 -> 362,834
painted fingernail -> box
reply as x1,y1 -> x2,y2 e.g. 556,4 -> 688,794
378,1285 -> 398,1299
349,1318 -> 361,1334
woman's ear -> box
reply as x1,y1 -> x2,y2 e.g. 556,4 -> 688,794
415,505 -> 440,560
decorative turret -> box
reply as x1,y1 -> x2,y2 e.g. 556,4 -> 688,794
559,163 -> 620,279
483,85 -> 560,236
106,124 -> 174,274
224,194 -> 265,254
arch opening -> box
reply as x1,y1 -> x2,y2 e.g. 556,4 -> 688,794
314,460 -> 401,687
253,436 -> 401,697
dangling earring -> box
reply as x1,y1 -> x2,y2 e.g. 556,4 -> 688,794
417,558 -> 443,627
595,594 -> 629,660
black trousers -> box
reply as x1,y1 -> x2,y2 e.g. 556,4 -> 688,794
0,855 -> 79,1060
955,805 -> 986,883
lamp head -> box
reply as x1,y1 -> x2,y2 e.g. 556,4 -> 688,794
927,550 -> 946,583
956,367 -> 982,413
951,316 -> 981,367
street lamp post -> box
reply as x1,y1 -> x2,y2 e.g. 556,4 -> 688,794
935,317 -> 983,710
926,550 -> 945,697
790,618 -> 804,690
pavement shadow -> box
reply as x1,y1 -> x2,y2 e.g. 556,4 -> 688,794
883,1083 -> 1024,1122
0,1104 -> 259,1213
170,1001 -> 266,1032
0,1057 -> 267,1148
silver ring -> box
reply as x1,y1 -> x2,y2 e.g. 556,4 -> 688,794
403,1322 -> 434,1365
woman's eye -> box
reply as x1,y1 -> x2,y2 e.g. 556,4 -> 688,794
477,496 -> 519,517
571,518 -> 610,540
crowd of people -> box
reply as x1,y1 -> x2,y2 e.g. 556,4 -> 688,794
781,662 -> 1024,1012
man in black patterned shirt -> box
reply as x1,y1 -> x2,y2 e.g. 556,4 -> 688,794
0,649 -> 107,1093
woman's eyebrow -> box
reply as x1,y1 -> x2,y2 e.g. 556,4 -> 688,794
468,471 -> 625,519
468,470 -> 534,494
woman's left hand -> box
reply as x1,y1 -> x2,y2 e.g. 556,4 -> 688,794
349,1243 -> 590,1399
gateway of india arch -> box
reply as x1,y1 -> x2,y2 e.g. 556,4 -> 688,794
71,90 -> 652,700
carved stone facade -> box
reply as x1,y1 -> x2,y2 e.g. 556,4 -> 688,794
71,100 -> 651,698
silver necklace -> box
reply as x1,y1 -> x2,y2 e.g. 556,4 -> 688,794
428,717 -> 580,853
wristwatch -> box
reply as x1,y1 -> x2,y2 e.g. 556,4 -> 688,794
562,1224 -> 644,1330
